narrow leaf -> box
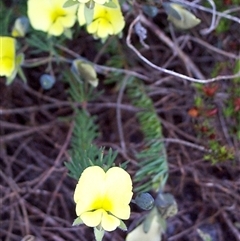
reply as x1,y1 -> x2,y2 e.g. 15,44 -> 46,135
72,217 -> 83,226
103,1 -> 117,8
84,4 -> 94,25
63,0 -> 79,8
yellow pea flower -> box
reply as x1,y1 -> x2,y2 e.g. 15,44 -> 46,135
74,166 -> 133,232
77,0 -> 125,40
27,0 -> 77,36
0,36 -> 15,77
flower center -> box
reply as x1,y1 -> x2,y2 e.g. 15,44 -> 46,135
51,8 -> 66,24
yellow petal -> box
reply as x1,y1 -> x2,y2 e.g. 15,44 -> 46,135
95,19 -> 113,38
77,4 -> 86,26
77,0 -> 125,39
48,20 -> 64,36
27,0 -> 53,32
104,2 -> 125,34
59,15 -> 76,28
0,37 -> 15,77
81,209 -> 102,227
101,210 -> 120,231
27,0 -> 77,35
104,167 -> 133,219
74,166 -> 106,215
87,20 -> 99,34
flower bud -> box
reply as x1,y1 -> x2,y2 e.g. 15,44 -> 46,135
134,193 -> 154,210
12,16 -> 29,37
40,74 -> 55,90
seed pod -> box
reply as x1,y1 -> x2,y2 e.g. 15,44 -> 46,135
134,193 -> 154,210
40,74 -> 56,90
163,3 -> 201,30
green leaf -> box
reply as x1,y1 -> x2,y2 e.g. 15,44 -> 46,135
103,1 -> 117,8
63,0 -> 79,8
72,217 -> 83,226
63,28 -> 73,39
118,220 -> 128,231
127,79 -> 168,192
86,0 -> 95,9
17,67 -> 27,83
94,227 -> 105,241
84,3 -> 94,24
5,53 -> 24,85
0,2 -> 13,35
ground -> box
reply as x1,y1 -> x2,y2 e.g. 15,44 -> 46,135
0,0 -> 240,241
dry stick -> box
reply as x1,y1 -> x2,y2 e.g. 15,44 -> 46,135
0,120 -> 30,130
160,118 -> 202,144
116,75 -> 130,153
214,7 -> 240,31
7,208 -> 15,241
144,15 -> 205,79
0,102 -> 139,115
55,44 -> 149,81
221,211 -> 240,241
34,121 -> 74,189
126,15 -> 240,84
0,122 -> 56,143
177,35 -> 240,60
0,103 -> 69,115
23,83 -> 65,104
162,138 -> 209,152
168,209 -> 223,241
43,171 -> 67,228
200,0 -> 216,35
0,170 -> 30,236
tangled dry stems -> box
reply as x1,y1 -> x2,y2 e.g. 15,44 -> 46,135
1,1 -> 240,240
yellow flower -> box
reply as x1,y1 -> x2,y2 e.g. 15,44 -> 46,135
27,0 -> 77,36
74,166 -> 133,231
0,36 -> 15,77
77,0 -> 125,39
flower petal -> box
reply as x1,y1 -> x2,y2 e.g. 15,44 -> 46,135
27,0 -> 53,32
0,37 -> 15,77
27,0 -> 77,36
81,209 -> 102,227
77,0 -> 125,39
95,19 -> 113,38
104,167 -> 133,219
101,210 -> 120,231
77,4 -> 86,25
48,19 -> 64,36
59,15 -> 76,28
74,166 -> 106,215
